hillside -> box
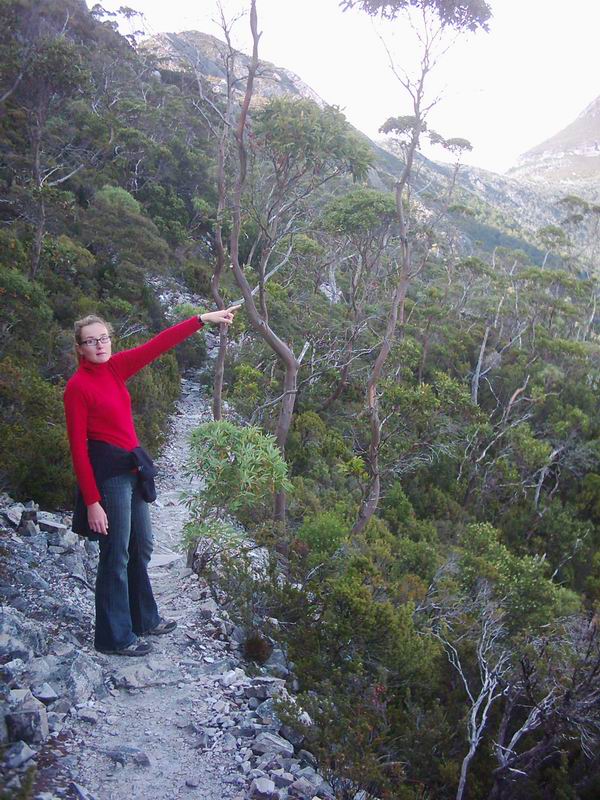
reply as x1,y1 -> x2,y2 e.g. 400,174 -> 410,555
142,28 -> 568,256
508,95 -> 600,200
2,3 -> 600,799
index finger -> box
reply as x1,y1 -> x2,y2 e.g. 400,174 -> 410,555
227,304 -> 242,312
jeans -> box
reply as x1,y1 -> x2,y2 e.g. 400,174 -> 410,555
94,471 -> 160,651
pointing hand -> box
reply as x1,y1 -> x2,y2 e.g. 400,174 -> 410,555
200,305 -> 241,325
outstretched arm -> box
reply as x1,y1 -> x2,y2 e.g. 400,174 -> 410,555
111,315 -> 204,381
111,306 -> 241,381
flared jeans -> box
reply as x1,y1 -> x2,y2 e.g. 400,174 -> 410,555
94,471 -> 160,651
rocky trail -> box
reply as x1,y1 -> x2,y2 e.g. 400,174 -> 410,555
1,370 -> 336,800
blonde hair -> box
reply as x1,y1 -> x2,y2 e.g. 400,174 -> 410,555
73,314 -> 114,365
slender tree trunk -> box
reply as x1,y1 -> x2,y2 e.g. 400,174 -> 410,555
352,269 -> 409,535
274,359 -> 299,520
471,325 -> 490,405
227,1 -> 299,526
211,122 -> 230,420
29,193 -> 45,281
29,112 -> 45,280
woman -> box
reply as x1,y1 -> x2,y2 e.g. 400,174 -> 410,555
63,307 -> 239,656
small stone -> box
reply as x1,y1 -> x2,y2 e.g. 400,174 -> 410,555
249,777 -> 277,800
77,709 -> 99,725
31,682 -> 59,705
38,519 -> 68,536
298,749 -> 318,768
221,732 -> 237,751
3,740 -> 37,769
185,778 -> 199,788
70,782 -> 98,800
105,746 -> 151,767
289,776 -> 317,798
18,520 -> 39,537
272,769 -> 295,788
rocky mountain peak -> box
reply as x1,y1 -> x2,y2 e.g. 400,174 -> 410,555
141,30 -> 325,108
508,93 -> 600,197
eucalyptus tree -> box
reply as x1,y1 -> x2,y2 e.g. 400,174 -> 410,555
342,0 -> 490,534
319,186 -> 397,410
0,0 -> 92,279
226,1 -> 372,521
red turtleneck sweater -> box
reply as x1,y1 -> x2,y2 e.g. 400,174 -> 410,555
64,315 -> 204,506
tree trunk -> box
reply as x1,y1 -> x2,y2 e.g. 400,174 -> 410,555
471,325 -> 490,405
352,269 -> 409,535
273,356 -> 300,522
29,113 -> 44,280
29,193 -> 45,281
227,1 -> 299,526
456,745 -> 476,800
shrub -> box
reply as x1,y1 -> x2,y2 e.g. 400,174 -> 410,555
229,363 -> 264,418
0,357 -> 73,508
185,420 -> 293,526
296,510 -> 349,557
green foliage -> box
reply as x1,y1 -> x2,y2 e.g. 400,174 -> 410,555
253,97 -> 373,182
94,185 -> 141,214
0,357 -> 73,508
0,268 -> 54,361
180,517 -> 245,564
457,523 -> 580,627
323,187 -> 396,234
380,481 -> 415,533
185,420 -> 293,526
296,510 -> 349,556
84,188 -> 169,287
229,364 -> 265,418
169,303 -> 207,369
340,0 -> 492,32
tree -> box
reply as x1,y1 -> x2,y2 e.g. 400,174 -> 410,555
227,1 -> 372,522
425,586 -> 510,800
0,1 -> 95,279
344,0 -> 487,535
340,0 -> 492,31
319,187 -> 397,410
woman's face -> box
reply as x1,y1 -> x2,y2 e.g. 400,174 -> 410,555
77,323 -> 112,364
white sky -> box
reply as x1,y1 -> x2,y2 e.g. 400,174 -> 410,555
95,0 -> 600,175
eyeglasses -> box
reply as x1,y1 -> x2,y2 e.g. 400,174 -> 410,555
80,335 -> 111,348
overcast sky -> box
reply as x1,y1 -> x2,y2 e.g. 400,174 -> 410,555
95,0 -> 600,175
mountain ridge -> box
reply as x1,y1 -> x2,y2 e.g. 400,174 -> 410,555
508,94 -> 600,197
142,29 -> 589,250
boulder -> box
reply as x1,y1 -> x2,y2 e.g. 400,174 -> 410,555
289,776 -> 318,799
249,777 -> 278,800
2,740 -> 37,770
65,653 -> 104,704
0,607 -> 47,662
252,732 -> 295,758
5,703 -> 49,744
31,682 -> 59,705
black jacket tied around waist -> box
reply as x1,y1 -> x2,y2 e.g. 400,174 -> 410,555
72,440 -> 158,539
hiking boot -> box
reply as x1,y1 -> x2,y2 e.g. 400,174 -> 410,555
98,640 -> 152,656
145,617 -> 177,636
